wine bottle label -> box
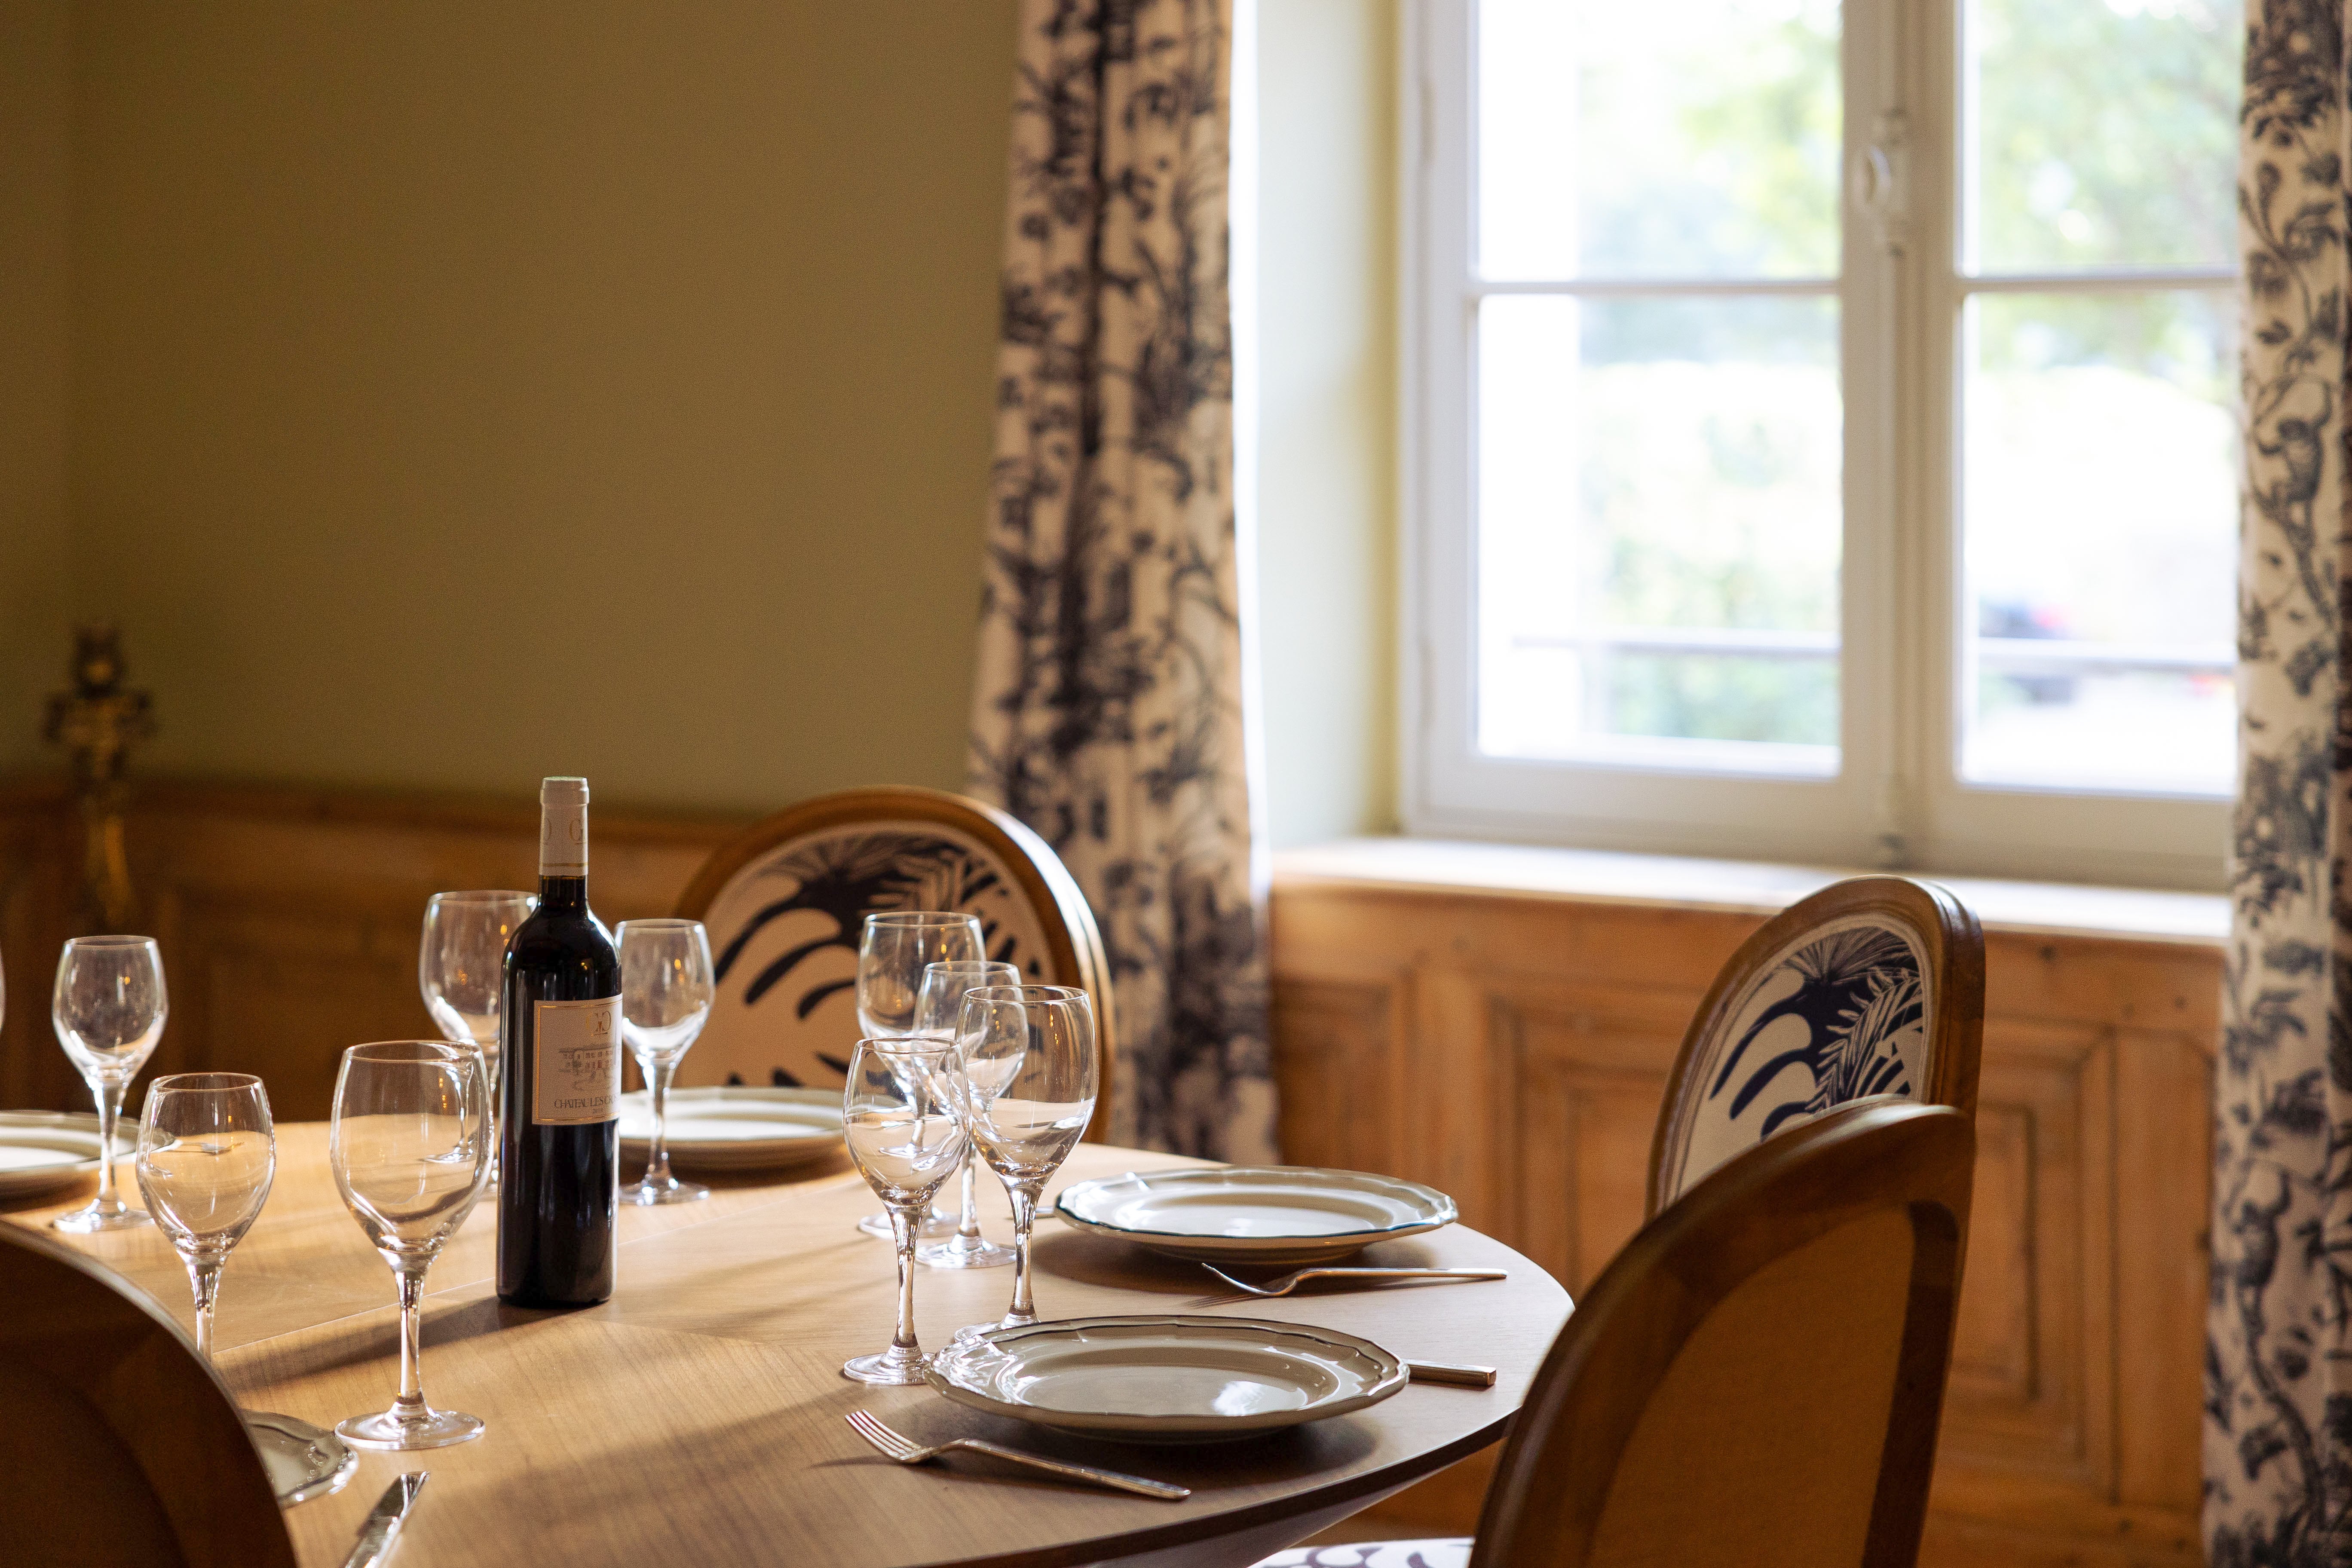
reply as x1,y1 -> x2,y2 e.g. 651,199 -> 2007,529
532,995 -> 621,1124
539,799 -> 587,875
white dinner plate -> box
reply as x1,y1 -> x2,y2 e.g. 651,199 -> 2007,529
925,1314 -> 1408,1442
0,1111 -> 132,1200
1054,1166 -> 1458,1265
615,1087 -> 844,1171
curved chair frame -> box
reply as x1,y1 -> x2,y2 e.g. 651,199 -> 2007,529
674,785 -> 1118,1137
1646,874 -> 1984,1217
0,1222 -> 297,1568
1473,1099 -> 1975,1568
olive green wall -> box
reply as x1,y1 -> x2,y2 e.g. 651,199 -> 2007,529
0,0 -> 72,774
9,1 -> 1396,840
66,1 -> 1015,810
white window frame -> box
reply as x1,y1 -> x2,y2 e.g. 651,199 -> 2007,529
1400,0 -> 2233,890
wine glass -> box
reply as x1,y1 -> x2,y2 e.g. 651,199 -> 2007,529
840,1036 -> 969,1384
52,936 -> 168,1233
617,918 -> 715,1205
952,985 -> 1097,1336
913,960 -> 1019,1269
137,1072 -> 354,1501
329,1041 -> 491,1450
136,1074 -> 275,1355
420,891 -> 535,1188
854,912 -> 983,1240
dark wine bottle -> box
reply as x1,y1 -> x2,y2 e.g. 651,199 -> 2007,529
497,775 -> 621,1306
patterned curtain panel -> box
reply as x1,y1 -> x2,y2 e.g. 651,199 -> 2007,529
967,0 -> 1275,1161
2211,6 -> 2352,1559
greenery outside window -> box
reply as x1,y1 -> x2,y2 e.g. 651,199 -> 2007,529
1403,0 -> 2241,888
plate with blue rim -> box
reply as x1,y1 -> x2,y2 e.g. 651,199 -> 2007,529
1053,1166 -> 1457,1265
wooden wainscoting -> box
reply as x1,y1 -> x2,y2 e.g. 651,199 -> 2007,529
1271,850 -> 2218,1567
0,778 -> 743,1121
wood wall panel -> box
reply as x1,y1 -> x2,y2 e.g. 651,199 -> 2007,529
1948,1099 -> 2035,1405
1492,983 -> 1684,1291
1271,873 -> 2216,1567
1939,1021 -> 2109,1491
1271,978 -> 1400,1175
0,779 -> 77,1111
0,781 -> 740,1122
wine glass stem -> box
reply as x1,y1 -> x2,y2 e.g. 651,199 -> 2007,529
888,1205 -> 921,1353
185,1256 -> 222,1360
392,1260 -> 429,1418
1006,1182 -> 1041,1322
92,1078 -> 126,1210
646,1057 -> 675,1186
478,1036 -> 502,1185
956,1156 -> 981,1240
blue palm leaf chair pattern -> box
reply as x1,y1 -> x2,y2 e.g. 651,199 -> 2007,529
1259,1548 -> 1468,1568
1651,877 -> 1980,1211
1672,917 -> 1928,1185
672,790 -> 1111,1097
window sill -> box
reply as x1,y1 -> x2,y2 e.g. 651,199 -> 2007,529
1271,836 -> 2227,950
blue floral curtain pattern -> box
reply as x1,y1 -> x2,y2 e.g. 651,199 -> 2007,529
967,0 -> 1274,1160
2210,5 -> 2352,1560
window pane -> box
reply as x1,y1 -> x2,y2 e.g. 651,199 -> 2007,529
1966,0 -> 2242,272
1478,294 -> 1842,769
1479,0 -> 1840,281
1962,290 -> 2236,793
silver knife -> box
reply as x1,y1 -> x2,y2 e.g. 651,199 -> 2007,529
343,1472 -> 429,1568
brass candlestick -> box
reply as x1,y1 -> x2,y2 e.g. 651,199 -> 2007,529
45,626 -> 155,934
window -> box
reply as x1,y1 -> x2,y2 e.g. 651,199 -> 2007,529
1404,0 -> 2241,886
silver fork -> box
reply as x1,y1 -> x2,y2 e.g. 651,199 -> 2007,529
843,1410 -> 1191,1501
1179,1264 -> 1508,1310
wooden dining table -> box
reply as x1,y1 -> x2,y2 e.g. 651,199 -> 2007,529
3,1126 -> 1571,1568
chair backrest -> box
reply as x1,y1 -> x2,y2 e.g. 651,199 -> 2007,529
1647,875 -> 1983,1215
1471,1099 -> 1972,1568
0,1222 -> 297,1568
673,786 -> 1117,1130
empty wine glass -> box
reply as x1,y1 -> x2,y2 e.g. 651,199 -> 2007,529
854,912 -> 983,1240
52,935 -> 168,1233
420,891 -> 535,1189
617,918 -> 714,1205
913,960 -> 1019,1269
952,986 -> 1097,1336
329,1041 -> 490,1450
138,1072 -> 354,1501
841,1036 -> 969,1384
137,1074 -> 275,1355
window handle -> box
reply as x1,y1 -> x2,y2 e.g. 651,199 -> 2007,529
1855,110 -> 1911,258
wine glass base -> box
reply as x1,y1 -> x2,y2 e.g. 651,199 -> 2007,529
918,1235 -> 1016,1268
626,1176 -> 710,1205
52,1202 -> 150,1234
842,1348 -> 931,1385
858,1207 -> 956,1240
246,1410 -> 358,1505
336,1407 -> 485,1451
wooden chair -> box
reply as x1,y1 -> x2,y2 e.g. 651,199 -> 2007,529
0,1221 -> 298,1568
672,786 -> 1116,1129
1647,875 -> 1983,1216
1261,1099 -> 1975,1568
